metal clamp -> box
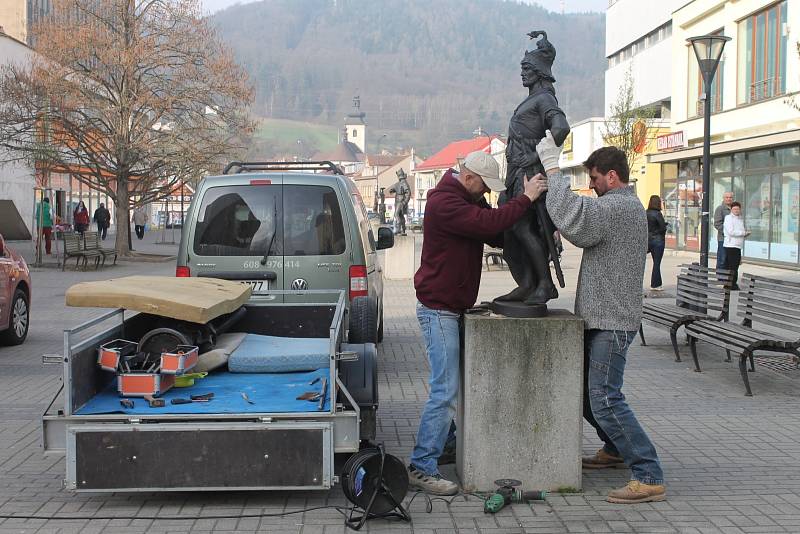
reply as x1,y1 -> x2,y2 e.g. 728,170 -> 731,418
42,354 -> 64,365
336,350 -> 359,362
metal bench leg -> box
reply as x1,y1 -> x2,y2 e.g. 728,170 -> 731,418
669,327 -> 681,362
638,324 -> 646,346
685,333 -> 690,345
748,353 -> 755,372
725,350 -> 732,362
689,336 -> 702,372
740,352 -> 753,396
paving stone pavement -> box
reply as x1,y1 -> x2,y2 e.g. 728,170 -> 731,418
0,232 -> 799,533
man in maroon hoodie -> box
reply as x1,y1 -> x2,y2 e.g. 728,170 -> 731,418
408,150 -> 544,495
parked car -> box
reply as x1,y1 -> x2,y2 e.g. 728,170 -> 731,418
0,233 -> 31,345
176,161 -> 394,343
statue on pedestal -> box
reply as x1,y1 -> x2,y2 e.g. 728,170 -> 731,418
493,30 -> 570,317
389,168 -> 411,236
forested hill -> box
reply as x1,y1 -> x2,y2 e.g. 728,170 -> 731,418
211,0 -> 605,155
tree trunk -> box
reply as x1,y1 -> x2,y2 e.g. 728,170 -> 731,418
114,175 -> 131,257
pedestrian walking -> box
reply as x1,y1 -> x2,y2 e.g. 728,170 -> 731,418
646,195 -> 667,291
132,206 -> 148,240
409,151 -> 544,496
531,135 -> 666,504
35,197 -> 53,255
73,201 -> 90,235
93,203 -> 111,240
723,201 -> 749,291
713,191 -> 733,270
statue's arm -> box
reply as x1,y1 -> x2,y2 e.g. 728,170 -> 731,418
544,170 -> 604,248
545,110 -> 570,146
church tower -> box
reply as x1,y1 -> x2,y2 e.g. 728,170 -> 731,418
345,95 -> 366,153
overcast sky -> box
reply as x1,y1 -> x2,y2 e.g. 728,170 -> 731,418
200,0 -> 608,16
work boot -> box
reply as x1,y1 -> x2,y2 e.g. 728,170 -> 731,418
607,480 -> 666,504
582,449 -> 627,469
407,465 -> 458,496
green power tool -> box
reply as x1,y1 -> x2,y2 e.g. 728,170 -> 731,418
484,479 -> 547,514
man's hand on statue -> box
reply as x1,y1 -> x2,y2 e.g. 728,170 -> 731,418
523,174 -> 548,202
536,130 -> 562,173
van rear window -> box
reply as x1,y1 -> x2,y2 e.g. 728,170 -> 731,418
192,184 -> 346,257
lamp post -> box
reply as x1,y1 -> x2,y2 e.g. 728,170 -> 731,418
688,34 -> 730,267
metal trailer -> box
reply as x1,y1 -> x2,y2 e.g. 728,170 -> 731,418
41,290 -> 378,492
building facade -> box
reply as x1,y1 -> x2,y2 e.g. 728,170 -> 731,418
651,0 -> 800,266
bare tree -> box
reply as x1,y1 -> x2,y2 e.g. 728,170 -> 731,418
0,0 -> 254,256
603,66 -> 656,173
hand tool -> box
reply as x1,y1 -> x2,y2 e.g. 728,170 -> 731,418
317,378 -> 327,410
144,394 -> 165,408
484,479 -> 547,514
309,377 -> 320,386
170,397 -> 210,405
119,399 -> 134,409
241,392 -> 255,404
296,391 -> 319,401
190,392 -> 214,401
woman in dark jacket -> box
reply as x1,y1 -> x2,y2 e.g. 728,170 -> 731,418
646,195 -> 667,290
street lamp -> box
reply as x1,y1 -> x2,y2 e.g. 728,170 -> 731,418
688,34 -> 730,267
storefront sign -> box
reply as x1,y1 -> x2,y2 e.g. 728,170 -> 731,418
657,131 -> 685,152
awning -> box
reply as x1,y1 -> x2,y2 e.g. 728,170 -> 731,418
649,128 -> 800,163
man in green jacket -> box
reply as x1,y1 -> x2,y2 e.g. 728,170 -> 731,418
35,197 -> 54,255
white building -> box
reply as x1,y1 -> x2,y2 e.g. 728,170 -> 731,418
605,0 -> 685,117
650,0 -> 800,266
0,29 -> 35,239
559,117 -> 606,194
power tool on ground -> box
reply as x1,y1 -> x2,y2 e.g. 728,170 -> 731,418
484,479 -> 547,514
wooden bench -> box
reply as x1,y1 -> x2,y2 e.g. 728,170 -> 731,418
84,231 -> 117,266
639,264 -> 731,362
62,232 -> 101,271
686,273 -> 800,396
483,247 -> 506,271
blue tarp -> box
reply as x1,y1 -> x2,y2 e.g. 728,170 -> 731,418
75,369 -> 331,415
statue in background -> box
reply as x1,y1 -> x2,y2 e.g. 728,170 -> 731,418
389,168 -> 411,236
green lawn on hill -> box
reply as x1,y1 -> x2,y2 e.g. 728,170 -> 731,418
254,118 -> 339,156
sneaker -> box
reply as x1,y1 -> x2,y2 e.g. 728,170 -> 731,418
407,465 -> 458,495
651,286 -> 664,291
607,480 -> 666,503
582,449 -> 627,469
437,445 -> 456,465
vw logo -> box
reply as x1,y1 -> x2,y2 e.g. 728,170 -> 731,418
291,278 -> 309,290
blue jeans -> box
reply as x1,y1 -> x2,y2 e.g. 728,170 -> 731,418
584,329 -> 664,485
411,302 -> 459,475
716,240 -> 726,270
648,239 -> 664,288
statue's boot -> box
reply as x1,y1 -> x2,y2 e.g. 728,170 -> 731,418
495,285 -> 531,302
523,282 -> 558,306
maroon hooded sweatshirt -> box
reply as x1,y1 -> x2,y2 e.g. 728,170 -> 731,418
414,169 -> 532,312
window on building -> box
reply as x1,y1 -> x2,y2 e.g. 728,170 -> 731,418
738,1 -> 787,104
689,31 -> 725,117
352,129 -> 357,137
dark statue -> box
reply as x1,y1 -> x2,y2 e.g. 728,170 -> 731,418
389,168 -> 411,236
495,30 -> 569,315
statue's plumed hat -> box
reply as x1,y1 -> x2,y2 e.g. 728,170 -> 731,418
522,31 -> 556,83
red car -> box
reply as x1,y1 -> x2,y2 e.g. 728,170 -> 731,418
0,233 -> 31,345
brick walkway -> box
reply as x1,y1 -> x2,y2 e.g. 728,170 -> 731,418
0,233 -> 799,533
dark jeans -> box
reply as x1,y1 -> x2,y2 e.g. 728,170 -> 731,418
716,240 -> 726,270
723,247 -> 742,289
648,239 -> 665,288
96,223 -> 108,240
583,329 -> 664,485
135,225 -> 145,239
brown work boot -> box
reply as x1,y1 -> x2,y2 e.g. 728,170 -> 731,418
607,480 -> 666,503
582,449 -> 626,469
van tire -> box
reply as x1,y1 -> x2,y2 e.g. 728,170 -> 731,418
377,304 -> 384,342
348,296 -> 377,344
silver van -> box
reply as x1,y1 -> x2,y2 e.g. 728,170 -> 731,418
176,161 -> 394,342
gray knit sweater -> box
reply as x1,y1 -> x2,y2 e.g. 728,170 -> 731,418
545,171 -> 646,331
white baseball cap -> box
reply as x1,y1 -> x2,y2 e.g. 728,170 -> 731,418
463,151 -> 505,192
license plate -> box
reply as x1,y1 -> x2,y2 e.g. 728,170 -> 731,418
242,280 -> 269,293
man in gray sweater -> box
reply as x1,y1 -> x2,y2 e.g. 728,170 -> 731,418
713,192 -> 733,269
532,134 -> 665,503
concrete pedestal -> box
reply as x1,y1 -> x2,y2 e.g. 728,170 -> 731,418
457,310 -> 584,492
383,235 -> 415,280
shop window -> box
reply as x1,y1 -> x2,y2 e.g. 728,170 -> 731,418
746,149 -> 775,169
742,174 -> 771,259
737,1 -> 787,105
770,172 -> 799,263
776,146 -> 800,167
712,156 -> 732,174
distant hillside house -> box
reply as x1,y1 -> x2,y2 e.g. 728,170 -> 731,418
413,136 -> 506,217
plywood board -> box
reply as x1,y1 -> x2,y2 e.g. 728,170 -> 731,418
65,276 -> 251,324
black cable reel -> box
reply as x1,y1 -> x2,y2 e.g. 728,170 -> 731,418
341,444 -> 410,530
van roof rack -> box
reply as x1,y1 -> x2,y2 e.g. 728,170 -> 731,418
222,160 -> 343,175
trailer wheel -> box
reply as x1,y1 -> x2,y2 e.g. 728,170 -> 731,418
0,289 -> 28,346
348,296 -> 377,344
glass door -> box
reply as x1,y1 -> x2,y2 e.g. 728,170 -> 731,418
770,172 -> 799,263
742,174 -> 771,259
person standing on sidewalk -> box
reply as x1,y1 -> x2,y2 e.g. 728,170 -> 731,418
73,201 -> 90,236
93,203 -> 111,240
132,206 -> 148,240
531,135 -> 666,504
646,195 -> 667,291
409,150 -> 544,496
713,191 -> 733,270
35,197 -> 54,255
723,201 -> 749,291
